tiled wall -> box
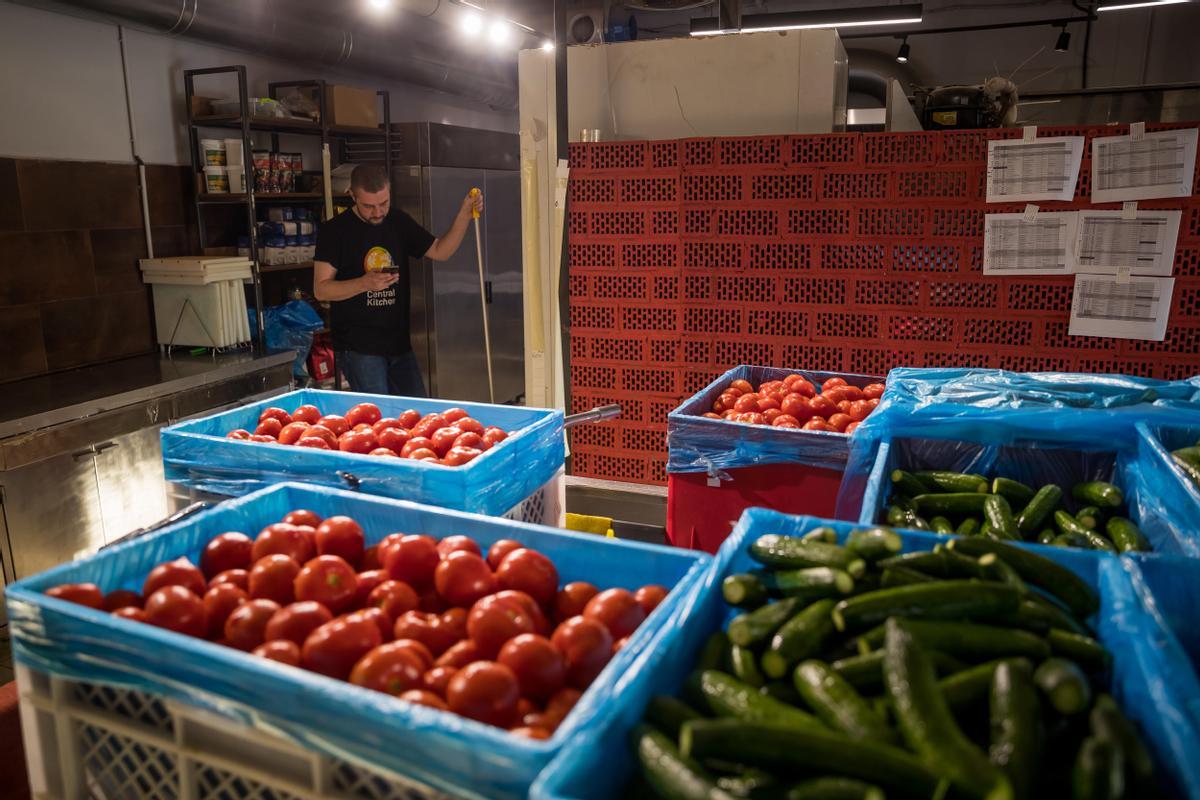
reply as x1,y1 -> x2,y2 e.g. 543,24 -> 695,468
0,158 -> 195,383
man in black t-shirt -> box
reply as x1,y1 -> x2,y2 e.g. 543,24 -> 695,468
313,164 -> 481,396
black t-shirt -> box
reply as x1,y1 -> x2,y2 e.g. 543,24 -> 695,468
314,208 -> 435,356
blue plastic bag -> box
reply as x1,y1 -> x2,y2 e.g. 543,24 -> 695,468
667,365 -> 882,477
6,482 -> 710,800
530,509 -> 1200,800
1136,421 -> 1200,548
249,301 -> 325,379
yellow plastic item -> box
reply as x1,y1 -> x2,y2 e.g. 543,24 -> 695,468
469,187 -> 482,219
565,513 -> 615,539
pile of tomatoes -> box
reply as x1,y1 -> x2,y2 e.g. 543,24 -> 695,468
226,401 -> 511,467
702,375 -> 885,434
45,512 -> 667,739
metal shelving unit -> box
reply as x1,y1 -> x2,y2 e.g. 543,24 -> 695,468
183,66 -> 392,350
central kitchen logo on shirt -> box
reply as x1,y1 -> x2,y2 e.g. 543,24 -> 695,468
363,246 -> 397,308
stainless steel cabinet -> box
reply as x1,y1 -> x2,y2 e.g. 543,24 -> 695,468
94,426 -> 170,546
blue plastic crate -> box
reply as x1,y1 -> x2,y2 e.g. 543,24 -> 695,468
1136,421 -> 1200,548
6,482 -> 709,800
667,365 -> 882,476
530,509 -> 1200,800
161,388 -> 565,516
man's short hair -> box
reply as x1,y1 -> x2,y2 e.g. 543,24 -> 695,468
350,164 -> 390,193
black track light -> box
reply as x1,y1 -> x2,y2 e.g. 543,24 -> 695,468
1055,25 -> 1071,52
896,36 -> 911,63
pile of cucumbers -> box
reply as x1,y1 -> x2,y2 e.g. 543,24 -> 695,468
1168,442 -> 1200,492
630,528 -> 1159,800
882,470 -> 1150,553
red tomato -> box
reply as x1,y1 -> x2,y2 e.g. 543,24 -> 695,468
264,601 -> 334,646
300,425 -> 338,449
316,415 -> 349,436
198,533 -> 253,579
730,379 -> 754,394
827,413 -> 853,432
202,583 -> 247,638
46,583 -> 103,609
296,436 -> 331,450
772,414 -> 800,428
291,405 -> 322,425
802,418 -> 832,432
224,598 -> 281,651
391,638 -> 435,670
437,535 -> 482,559
510,726 -> 551,740
845,421 -> 861,434
482,427 -> 508,447
841,385 -> 863,402
400,437 -> 436,458
383,534 -> 440,588
144,586 -> 206,637
227,429 -> 252,440
762,408 -> 783,423
809,395 -> 836,418
402,689 -> 449,710
862,382 -> 886,400
102,589 -> 143,612
434,551 -> 496,607
143,557 -> 206,598
740,412 -> 766,426
249,434 -> 277,443
398,409 -> 421,429
435,639 -> 483,668
361,545 -> 383,571
346,402 -> 383,428
314,516 -> 364,566
282,510 -> 321,529
702,412 -> 722,419
428,426 -> 462,457
411,413 -> 446,440
347,607 -> 392,643
423,665 -> 458,696
353,569 -> 390,608
779,393 -> 809,419
867,397 -> 880,409
555,582 -> 599,622
822,386 -> 849,405
542,687 -> 583,730
378,427 -> 411,453
551,616 -> 613,689
372,417 -> 402,435
847,400 -> 872,422
248,554 -> 300,604
493,590 -> 549,635
367,580 -> 420,621
353,422 -> 372,432
417,589 -> 448,615
756,396 -> 781,413
447,662 -> 520,728
792,380 -> 817,398
733,394 -> 760,413
259,407 -> 292,425
393,611 -> 459,656
113,607 -> 148,623
722,411 -> 738,420
254,418 -> 283,439
583,588 -> 646,640
414,450 -> 441,462
759,380 -> 785,394
486,539 -> 524,570
294,555 -> 358,613
457,417 -> 485,435
468,594 -> 536,657
443,446 -> 482,467
633,585 -> 669,615
453,432 -> 486,451
350,642 -> 424,695
498,634 -> 566,701
495,549 -> 558,607
252,523 -> 315,565
277,421 -> 310,445
253,640 -> 301,667
209,569 -> 248,592
302,617 -> 383,680
441,407 -> 469,424
338,430 -> 378,455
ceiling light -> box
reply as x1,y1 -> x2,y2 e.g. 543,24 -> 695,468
1098,0 -> 1188,10
366,0 -> 391,9
461,11 -> 483,36
489,18 -> 512,45
1055,25 -> 1071,52
691,3 -> 922,36
896,37 -> 910,62
541,40 -> 556,51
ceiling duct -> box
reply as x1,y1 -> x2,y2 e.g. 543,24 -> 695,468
15,0 -> 519,109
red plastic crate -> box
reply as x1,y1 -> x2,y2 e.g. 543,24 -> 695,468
787,207 -> 852,237
788,133 -> 862,166
928,278 -> 999,309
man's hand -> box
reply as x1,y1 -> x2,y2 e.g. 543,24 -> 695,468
461,191 -> 483,219
361,271 -> 398,292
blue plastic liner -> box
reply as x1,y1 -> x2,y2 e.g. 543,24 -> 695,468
530,509 -> 1200,800
6,482 -> 709,800
161,389 -> 565,516
1136,421 -> 1200,548
667,365 -> 882,476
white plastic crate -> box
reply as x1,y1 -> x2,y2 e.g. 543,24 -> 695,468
15,662 -> 453,800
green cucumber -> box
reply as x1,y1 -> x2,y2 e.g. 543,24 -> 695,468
1054,512 -> 1117,553
831,581 -> 1020,632
1071,481 -> 1123,510
1023,592 -> 1091,636
1037,529 -> 1057,545
729,644 -> 766,688
786,776 -> 885,800
832,649 -> 965,695
1053,532 -> 1096,550
1171,453 -> 1200,488
914,470 -> 990,494
1047,629 -> 1109,671
647,695 -> 705,740
699,670 -> 822,729
891,469 -> 932,499
698,632 -> 731,672
957,517 -> 982,537
1033,658 -> 1092,715
913,493 -> 991,516
886,505 -> 910,527
793,660 -> 898,744
1174,445 -> 1200,467
937,546 -> 988,579
979,553 -> 1027,594
1075,506 -> 1103,531
1072,736 -> 1124,800
845,527 -> 903,562
760,567 -> 855,600
984,495 -> 1020,540
877,551 -> 954,578
760,680 -> 803,706
992,477 -> 1035,508
679,719 -> 943,799
716,769 -> 778,797
944,538 -> 1098,617
803,526 -> 839,544
722,574 -> 768,609
749,536 -> 865,577
883,619 -> 1013,800
937,658 -> 1018,712
896,508 -> 932,532
762,599 -> 837,679
856,619 -> 1050,662
1016,484 -> 1063,537
1090,694 -> 1155,791
881,566 -> 937,588
989,660 -> 1039,800
1105,517 -> 1150,553
928,516 -> 953,534
728,597 -> 806,647
635,725 -> 736,800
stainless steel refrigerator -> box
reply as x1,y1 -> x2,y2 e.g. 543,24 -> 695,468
346,122 -> 524,404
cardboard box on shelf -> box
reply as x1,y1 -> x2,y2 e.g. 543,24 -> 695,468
190,95 -> 219,118
326,84 -> 379,128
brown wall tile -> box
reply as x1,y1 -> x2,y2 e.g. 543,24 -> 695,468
0,231 -> 96,305
0,305 -> 47,382
18,160 -> 140,231
150,225 -> 195,257
145,164 -> 192,228
41,290 -> 154,370
0,159 -> 22,232
91,228 -> 148,294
